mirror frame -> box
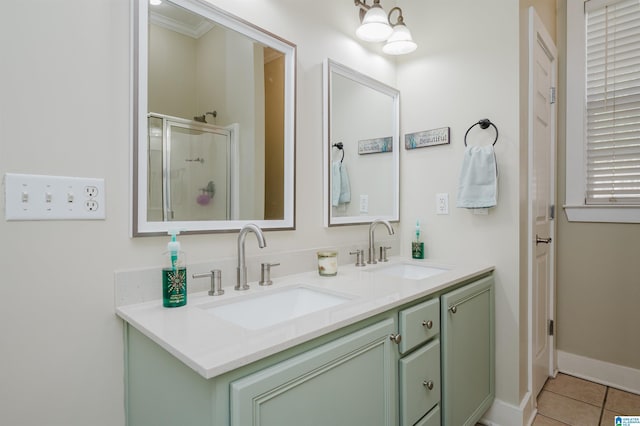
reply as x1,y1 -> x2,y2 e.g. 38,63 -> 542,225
132,0 -> 296,236
323,59 -> 400,226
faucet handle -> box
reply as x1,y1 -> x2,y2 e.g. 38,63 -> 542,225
349,250 -> 366,267
379,246 -> 391,262
192,269 -> 224,296
259,262 -> 280,286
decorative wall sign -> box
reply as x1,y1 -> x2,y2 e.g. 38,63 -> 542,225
358,137 -> 393,155
405,127 -> 450,149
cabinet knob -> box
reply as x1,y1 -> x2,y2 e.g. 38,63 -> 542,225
389,333 -> 402,344
422,380 -> 434,390
422,320 -> 433,329
449,305 -> 457,314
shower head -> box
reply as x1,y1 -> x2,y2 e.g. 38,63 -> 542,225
194,115 -> 207,123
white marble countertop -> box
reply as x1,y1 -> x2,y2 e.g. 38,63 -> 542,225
116,257 -> 494,379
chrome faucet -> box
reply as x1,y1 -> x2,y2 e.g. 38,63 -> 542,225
368,219 -> 394,264
236,223 -> 266,291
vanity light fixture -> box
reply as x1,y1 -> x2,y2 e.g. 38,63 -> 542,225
382,7 -> 417,55
354,0 -> 393,42
354,1 -> 417,55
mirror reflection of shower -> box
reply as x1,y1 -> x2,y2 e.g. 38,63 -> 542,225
147,113 -> 238,222
194,110 -> 217,124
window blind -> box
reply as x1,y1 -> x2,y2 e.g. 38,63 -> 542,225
585,0 -> 640,204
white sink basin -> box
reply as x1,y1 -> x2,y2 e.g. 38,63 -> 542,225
373,263 -> 448,280
199,286 -> 351,330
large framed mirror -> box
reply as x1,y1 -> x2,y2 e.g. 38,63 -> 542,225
132,0 -> 296,236
323,59 -> 400,226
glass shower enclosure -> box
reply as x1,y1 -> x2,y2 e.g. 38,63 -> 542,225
147,113 -> 237,222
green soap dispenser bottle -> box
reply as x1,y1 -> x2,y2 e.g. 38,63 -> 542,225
162,230 -> 187,308
412,220 -> 425,259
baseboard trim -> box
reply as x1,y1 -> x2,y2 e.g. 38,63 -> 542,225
481,393 -> 535,426
557,350 -> 640,395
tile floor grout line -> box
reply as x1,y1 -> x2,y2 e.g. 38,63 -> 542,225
599,386 -> 610,425
541,388 -> 606,409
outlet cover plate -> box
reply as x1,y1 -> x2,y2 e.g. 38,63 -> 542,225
436,193 -> 449,215
4,173 -> 105,220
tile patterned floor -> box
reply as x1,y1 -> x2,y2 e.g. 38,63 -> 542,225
534,373 -> 640,426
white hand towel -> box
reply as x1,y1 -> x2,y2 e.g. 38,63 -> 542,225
456,145 -> 497,209
338,163 -> 351,204
332,162 -> 341,207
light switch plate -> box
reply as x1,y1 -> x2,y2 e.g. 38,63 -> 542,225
4,173 -> 105,220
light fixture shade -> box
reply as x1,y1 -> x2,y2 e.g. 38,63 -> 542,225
382,24 -> 417,55
356,6 -> 393,42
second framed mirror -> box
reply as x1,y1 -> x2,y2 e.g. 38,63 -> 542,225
323,59 -> 400,226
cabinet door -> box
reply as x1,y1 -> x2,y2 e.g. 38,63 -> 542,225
230,317 -> 397,426
441,275 -> 495,426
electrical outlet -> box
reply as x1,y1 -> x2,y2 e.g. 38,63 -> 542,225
85,185 -> 99,198
436,193 -> 449,215
4,173 -> 105,220
85,200 -> 99,212
359,194 -> 369,213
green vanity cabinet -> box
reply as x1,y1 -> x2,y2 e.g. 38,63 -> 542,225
124,314 -> 399,426
229,317 -> 397,426
441,275 -> 495,426
123,272 -> 494,426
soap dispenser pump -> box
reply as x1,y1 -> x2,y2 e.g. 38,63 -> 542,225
162,230 -> 187,308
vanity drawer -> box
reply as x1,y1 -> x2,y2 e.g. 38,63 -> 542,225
415,405 -> 440,426
399,339 -> 441,426
398,298 -> 440,354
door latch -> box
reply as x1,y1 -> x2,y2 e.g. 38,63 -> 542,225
536,235 -> 552,245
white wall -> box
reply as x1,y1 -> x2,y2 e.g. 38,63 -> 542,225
0,0 -> 526,425
396,0 -> 522,408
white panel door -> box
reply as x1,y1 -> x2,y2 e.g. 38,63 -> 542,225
529,7 -> 557,399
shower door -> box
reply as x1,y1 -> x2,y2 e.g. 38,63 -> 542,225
164,120 -> 232,221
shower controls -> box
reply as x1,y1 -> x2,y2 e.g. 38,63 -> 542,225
4,173 -> 105,220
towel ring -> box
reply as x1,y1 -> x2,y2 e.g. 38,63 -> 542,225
332,142 -> 345,162
464,119 -> 498,147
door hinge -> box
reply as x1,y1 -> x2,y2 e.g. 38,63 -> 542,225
550,87 -> 556,104
548,319 -> 554,336
549,204 -> 555,220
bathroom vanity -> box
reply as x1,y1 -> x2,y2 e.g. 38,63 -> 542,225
117,259 -> 494,426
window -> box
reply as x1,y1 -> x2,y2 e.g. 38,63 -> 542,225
565,0 -> 640,223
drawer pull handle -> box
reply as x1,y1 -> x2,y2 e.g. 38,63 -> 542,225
389,333 -> 402,344
422,320 -> 433,329
423,380 -> 434,390
449,305 -> 457,314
